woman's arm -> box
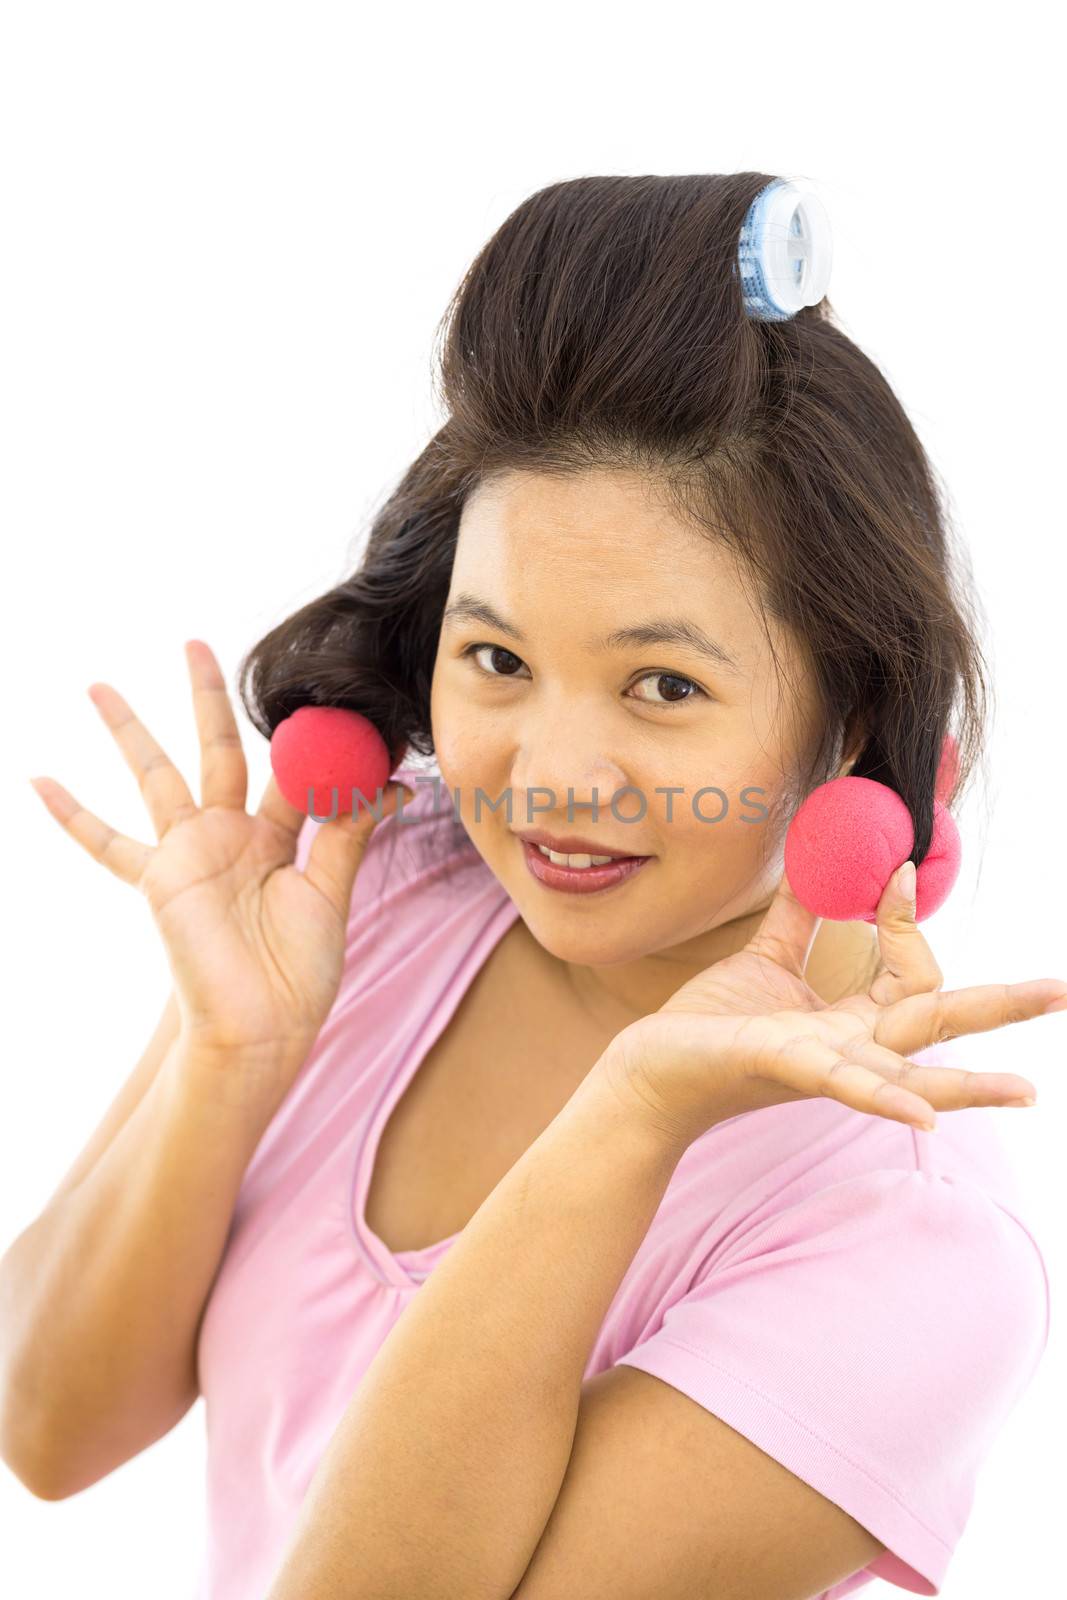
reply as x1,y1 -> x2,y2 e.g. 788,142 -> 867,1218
41,988 -> 182,1208
264,855 -> 1062,1600
0,1038 -> 297,1500
264,1058 -> 686,1600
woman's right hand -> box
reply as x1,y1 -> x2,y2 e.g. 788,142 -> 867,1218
29,639 -> 409,1076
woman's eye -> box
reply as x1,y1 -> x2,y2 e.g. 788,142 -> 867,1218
462,643 -> 529,679
460,644 -> 706,709
629,671 -> 706,708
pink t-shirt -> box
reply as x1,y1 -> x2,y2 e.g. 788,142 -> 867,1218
193,770 -> 1049,1600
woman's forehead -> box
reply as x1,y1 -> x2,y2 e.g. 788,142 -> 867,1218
461,464 -> 692,539
454,472 -> 778,660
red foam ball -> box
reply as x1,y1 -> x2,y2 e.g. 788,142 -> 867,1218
269,706 -> 394,818
784,775 -> 962,924
913,800 -> 962,922
785,776 -> 913,923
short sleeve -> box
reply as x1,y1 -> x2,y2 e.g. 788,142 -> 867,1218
614,1169 -> 1049,1596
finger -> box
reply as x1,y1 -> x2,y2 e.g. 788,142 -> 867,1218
872,978 -> 1067,1059
87,682 -> 199,840
184,640 -> 248,811
845,1037 -> 1038,1115
869,861 -> 943,1005
301,782 -> 406,922
746,869 -> 821,978
769,1033 -> 939,1131
256,771 -> 308,842
29,775 -> 153,888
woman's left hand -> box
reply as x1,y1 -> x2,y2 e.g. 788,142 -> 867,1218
598,863 -> 1067,1149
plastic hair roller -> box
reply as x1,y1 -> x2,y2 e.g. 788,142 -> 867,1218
270,706 -> 397,817
784,736 -> 962,924
736,176 -> 833,322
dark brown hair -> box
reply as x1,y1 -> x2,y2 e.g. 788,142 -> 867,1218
238,171 -> 990,874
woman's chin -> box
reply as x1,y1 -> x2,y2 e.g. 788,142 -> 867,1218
502,859 -> 675,967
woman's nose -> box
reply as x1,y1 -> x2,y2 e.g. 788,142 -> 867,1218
509,753 -> 632,825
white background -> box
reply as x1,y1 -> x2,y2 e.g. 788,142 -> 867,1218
2,2 -> 1064,1595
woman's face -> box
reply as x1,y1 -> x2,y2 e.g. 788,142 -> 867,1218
429,466 -> 826,969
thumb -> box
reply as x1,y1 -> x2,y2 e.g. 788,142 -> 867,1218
746,869 -> 821,978
302,779 -> 414,920
869,860 -> 943,1004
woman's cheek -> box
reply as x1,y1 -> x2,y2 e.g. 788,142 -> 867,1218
433,715 -> 512,812
660,768 -> 786,875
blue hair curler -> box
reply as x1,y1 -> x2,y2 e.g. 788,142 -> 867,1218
736,177 -> 833,321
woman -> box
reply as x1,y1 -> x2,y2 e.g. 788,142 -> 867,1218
8,171 -> 1064,1600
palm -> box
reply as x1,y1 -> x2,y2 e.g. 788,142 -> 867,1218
142,806 -> 351,1053
656,943 -> 829,1024
648,937 -> 886,1116
659,934 -> 895,1081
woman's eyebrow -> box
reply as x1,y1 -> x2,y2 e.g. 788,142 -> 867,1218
441,593 -> 744,677
599,619 -> 744,677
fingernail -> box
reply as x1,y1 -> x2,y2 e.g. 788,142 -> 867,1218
898,861 -> 916,900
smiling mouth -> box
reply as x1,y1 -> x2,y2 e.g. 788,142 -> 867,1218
517,839 -> 653,896
526,840 -> 646,868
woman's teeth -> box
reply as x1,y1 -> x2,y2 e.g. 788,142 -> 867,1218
534,843 -> 621,868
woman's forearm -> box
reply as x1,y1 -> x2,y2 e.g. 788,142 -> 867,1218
0,1040 -> 295,1498
265,1057 -> 687,1600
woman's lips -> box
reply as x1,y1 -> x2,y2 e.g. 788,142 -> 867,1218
519,837 -> 652,894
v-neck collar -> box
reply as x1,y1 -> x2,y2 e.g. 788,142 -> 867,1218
345,893 -> 523,1290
